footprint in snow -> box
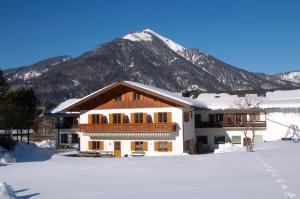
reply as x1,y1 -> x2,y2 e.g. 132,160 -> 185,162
284,191 -> 297,198
281,184 -> 288,190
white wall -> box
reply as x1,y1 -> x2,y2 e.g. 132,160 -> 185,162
196,128 -> 266,148
182,107 -> 196,151
265,108 -> 300,141
79,107 -> 186,156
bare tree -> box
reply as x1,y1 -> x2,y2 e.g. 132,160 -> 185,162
235,95 -> 262,152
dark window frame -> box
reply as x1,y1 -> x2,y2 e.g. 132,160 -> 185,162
135,141 -> 144,151
133,92 -> 141,101
113,113 -> 122,124
60,134 -> 68,144
158,112 -> 168,123
195,114 -> 202,128
114,95 -> 122,102
159,142 -> 168,152
214,135 -> 225,144
71,134 -> 78,144
134,113 -> 143,123
92,114 -> 100,124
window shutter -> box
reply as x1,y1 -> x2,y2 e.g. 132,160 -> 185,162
88,141 -> 92,150
121,94 -> 126,101
154,113 -> 158,123
140,94 -> 144,101
131,141 -> 135,151
129,92 -> 133,101
154,142 -> 159,151
98,114 -> 102,124
167,142 -> 172,152
167,112 -> 172,123
121,113 -> 125,123
143,113 -> 147,123
109,114 -> 113,124
130,113 -> 135,123
88,115 -> 92,124
100,141 -> 104,150
143,141 -> 148,151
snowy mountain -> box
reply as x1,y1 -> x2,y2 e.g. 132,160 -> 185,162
273,71 -> 300,84
2,29 -> 300,103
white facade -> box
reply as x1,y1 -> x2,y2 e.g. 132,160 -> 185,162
79,107 -> 195,156
265,108 -> 300,141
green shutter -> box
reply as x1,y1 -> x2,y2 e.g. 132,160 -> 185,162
232,136 -> 241,144
254,135 -> 263,143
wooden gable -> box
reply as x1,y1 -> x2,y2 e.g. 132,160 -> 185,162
68,84 -> 182,111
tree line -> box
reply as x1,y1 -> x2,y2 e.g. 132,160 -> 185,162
0,69 -> 39,150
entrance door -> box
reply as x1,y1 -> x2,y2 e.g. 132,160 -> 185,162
114,141 -> 121,157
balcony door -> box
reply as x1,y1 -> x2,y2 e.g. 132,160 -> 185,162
114,141 -> 121,157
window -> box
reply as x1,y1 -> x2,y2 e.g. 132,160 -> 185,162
92,114 -> 100,124
92,141 -> 100,150
231,136 -> 241,144
115,95 -> 122,102
214,136 -> 225,144
113,114 -> 122,124
250,114 -> 260,121
135,141 -> 144,151
133,92 -> 140,100
60,134 -> 68,144
134,113 -> 143,123
159,142 -> 168,152
184,112 -> 189,122
195,114 -> 202,128
158,112 -> 167,123
209,114 -> 215,124
71,134 -> 78,144
197,136 -> 208,145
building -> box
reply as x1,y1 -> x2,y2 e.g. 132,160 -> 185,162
61,81 -> 300,156
63,81 -> 206,157
49,99 -> 80,149
195,90 -> 300,152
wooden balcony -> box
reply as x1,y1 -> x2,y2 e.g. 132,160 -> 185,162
80,123 -> 176,133
196,121 -> 266,128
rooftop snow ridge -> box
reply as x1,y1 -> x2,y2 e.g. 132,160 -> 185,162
123,29 -> 185,55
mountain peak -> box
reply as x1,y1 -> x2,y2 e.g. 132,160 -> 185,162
123,29 -> 185,55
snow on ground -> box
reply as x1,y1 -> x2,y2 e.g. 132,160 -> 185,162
0,141 -> 299,199
0,141 -> 55,164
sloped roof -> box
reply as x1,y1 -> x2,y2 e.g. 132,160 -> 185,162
124,81 -> 206,107
63,81 -> 207,111
49,98 -> 81,114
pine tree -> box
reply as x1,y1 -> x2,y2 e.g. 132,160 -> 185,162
0,69 -> 9,99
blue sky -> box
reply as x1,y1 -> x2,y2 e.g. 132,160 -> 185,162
0,0 -> 299,74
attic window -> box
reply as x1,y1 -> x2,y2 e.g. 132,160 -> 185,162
133,92 -> 141,100
115,95 -> 122,102
214,96 -> 221,98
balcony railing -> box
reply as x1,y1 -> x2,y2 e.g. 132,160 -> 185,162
54,124 -> 79,130
196,121 -> 266,128
80,123 -> 176,133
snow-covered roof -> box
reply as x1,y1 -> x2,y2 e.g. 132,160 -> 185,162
124,81 -> 206,108
123,29 -> 185,56
196,89 -> 300,110
49,98 -> 81,114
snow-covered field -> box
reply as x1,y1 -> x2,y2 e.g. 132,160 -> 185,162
0,141 -> 299,199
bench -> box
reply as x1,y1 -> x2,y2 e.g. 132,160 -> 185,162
131,151 -> 145,157
98,151 -> 114,157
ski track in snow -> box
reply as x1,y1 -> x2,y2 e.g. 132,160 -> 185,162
256,155 -> 297,198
